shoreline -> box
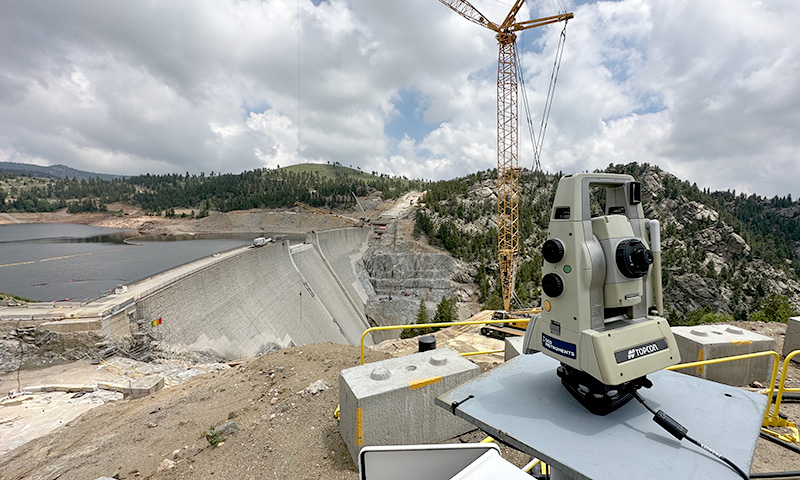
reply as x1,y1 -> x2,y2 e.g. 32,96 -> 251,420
0,205 -> 362,237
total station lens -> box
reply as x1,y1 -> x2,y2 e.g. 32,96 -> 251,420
542,239 -> 565,264
615,239 -> 653,278
542,273 -> 565,297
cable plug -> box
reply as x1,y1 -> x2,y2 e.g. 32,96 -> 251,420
653,410 -> 687,441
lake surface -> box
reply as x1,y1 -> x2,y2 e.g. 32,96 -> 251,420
0,224 -> 264,302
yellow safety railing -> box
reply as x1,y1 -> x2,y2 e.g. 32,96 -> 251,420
667,350 -> 780,426
359,323 -> 800,442
461,349 -> 505,357
667,349 -> 800,442
765,350 -> 800,441
359,319 -> 528,365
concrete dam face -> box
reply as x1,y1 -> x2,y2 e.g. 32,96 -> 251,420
136,228 -> 373,360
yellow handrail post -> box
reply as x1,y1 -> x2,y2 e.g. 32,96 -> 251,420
772,350 -> 800,421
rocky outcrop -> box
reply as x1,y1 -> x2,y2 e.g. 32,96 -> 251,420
361,248 -> 477,334
363,250 -> 455,299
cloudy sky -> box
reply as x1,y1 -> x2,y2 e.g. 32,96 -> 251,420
1,0 -> 798,198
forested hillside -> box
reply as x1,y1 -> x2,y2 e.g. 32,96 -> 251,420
0,164 -> 426,215
414,163 -> 800,324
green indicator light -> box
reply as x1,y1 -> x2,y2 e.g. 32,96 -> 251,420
563,265 -> 572,274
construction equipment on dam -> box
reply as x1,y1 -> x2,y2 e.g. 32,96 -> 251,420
436,0 -> 572,316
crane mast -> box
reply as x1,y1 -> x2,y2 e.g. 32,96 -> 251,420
497,35 -> 519,312
436,0 -> 572,312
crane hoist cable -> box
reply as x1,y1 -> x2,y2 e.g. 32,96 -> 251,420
518,19 -> 569,171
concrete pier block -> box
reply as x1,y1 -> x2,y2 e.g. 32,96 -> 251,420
783,317 -> 800,360
130,376 -> 165,399
339,348 -> 479,464
672,325 -> 775,386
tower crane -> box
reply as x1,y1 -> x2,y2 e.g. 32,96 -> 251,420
435,0 -> 572,312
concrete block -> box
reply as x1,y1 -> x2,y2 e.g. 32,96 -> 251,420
339,348 -> 480,464
97,382 -> 126,394
783,317 -> 800,360
672,325 -> 775,386
41,319 -> 102,333
504,337 -> 524,362
130,376 -> 165,399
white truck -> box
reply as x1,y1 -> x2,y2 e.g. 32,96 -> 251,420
252,237 -> 272,247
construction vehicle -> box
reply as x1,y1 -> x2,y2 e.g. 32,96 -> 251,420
252,237 -> 271,247
436,0 -> 572,337
480,308 -> 540,339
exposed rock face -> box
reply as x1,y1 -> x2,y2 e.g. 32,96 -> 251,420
0,327 -> 102,372
362,250 -> 456,299
672,273 -> 726,313
361,248 -> 477,336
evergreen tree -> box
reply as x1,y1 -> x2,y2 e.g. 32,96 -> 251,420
433,296 -> 458,324
750,294 -> 799,323
416,299 -> 430,325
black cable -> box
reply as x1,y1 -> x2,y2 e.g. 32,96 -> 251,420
632,391 -> 749,479
749,471 -> 800,479
684,434 -> 750,479
759,432 -> 800,456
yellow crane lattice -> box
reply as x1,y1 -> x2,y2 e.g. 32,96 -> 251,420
436,0 -> 572,311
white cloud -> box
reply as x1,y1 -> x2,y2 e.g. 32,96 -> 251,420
0,0 -> 797,197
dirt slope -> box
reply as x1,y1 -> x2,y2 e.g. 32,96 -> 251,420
1,344 -> 391,480
4,328 -> 800,479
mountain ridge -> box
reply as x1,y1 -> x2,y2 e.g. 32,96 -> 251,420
0,161 -> 125,181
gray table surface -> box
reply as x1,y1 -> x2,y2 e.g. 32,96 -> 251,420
436,353 -> 767,480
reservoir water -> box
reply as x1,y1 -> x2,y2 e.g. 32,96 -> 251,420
0,224 -> 259,302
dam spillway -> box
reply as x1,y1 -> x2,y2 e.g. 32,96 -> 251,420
134,227 -> 373,359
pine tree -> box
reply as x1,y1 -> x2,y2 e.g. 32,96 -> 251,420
433,296 -> 458,324
416,299 -> 430,325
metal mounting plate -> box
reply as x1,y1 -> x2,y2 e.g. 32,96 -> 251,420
436,353 -> 766,480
